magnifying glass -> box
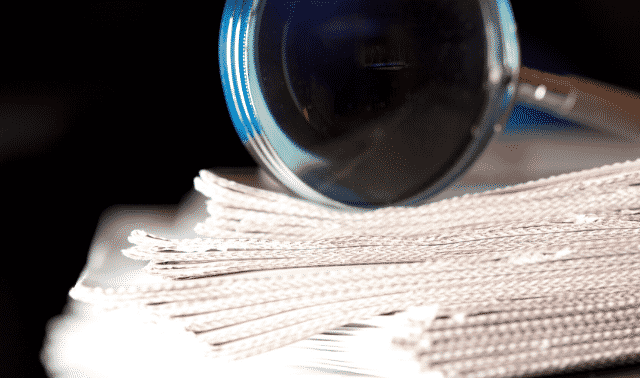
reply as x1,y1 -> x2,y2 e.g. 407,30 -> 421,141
219,0 -> 640,211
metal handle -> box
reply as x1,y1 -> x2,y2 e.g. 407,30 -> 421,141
516,66 -> 640,142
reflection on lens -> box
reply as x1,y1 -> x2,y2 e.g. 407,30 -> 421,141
256,0 -> 488,208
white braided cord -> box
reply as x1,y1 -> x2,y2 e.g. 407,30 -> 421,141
69,158 -> 640,377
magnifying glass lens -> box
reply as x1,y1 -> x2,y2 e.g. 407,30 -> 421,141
256,0 -> 489,208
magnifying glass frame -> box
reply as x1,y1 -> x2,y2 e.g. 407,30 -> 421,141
219,0 -> 521,211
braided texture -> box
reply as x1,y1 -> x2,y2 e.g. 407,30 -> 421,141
69,158 -> 640,377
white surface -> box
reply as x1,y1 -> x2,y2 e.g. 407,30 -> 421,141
45,300 -> 351,378
44,296 -> 442,378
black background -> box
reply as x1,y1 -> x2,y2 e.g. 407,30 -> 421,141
1,2 -> 639,377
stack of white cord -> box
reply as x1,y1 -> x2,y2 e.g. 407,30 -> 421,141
70,158 -> 640,378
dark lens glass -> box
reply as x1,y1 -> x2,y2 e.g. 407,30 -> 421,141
256,0 -> 487,208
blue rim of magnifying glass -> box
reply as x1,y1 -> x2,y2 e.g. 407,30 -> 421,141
219,0 -> 520,212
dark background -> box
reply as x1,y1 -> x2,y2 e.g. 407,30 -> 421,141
1,2 -> 639,377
